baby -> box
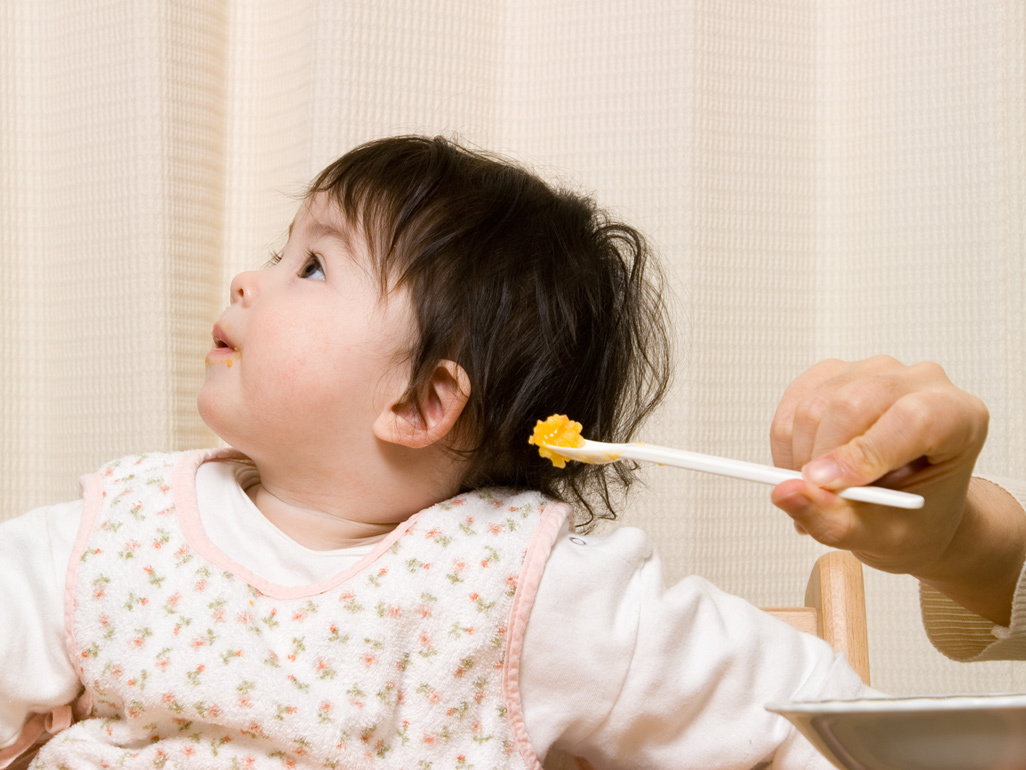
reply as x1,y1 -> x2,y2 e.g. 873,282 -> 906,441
0,136 -> 874,769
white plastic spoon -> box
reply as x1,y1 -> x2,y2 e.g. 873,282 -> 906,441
542,438 -> 924,510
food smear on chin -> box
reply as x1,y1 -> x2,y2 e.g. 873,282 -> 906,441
205,347 -> 240,367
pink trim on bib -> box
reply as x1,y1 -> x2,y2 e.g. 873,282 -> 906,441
64,469 -> 107,671
503,500 -> 571,769
0,696 -> 90,770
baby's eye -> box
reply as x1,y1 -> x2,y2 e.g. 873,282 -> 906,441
264,250 -> 283,268
299,252 -> 326,281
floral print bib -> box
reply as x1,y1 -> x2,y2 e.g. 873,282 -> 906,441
42,450 -> 566,769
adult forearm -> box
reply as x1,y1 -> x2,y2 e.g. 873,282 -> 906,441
916,478 -> 1026,627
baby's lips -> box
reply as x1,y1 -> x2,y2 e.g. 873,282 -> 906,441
211,322 -> 238,351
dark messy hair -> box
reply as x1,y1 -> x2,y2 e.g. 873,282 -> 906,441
306,135 -> 672,529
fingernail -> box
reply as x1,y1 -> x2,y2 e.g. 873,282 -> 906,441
803,458 -> 839,486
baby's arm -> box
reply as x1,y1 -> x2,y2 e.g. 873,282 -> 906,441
520,525 -> 875,769
0,502 -> 83,762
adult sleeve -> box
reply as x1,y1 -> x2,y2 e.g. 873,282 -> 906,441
0,502 -> 83,757
519,524 -> 877,770
920,475 -> 1026,662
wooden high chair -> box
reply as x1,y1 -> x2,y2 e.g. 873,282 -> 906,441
762,550 -> 871,685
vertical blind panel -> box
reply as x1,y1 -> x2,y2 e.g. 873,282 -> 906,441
814,0 -> 1026,694
679,0 -> 821,607
1,0 -> 225,510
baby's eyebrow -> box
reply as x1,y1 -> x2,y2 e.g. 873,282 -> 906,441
309,221 -> 358,256
286,210 -> 353,255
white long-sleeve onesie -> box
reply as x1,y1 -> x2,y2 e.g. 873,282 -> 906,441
0,458 -> 874,769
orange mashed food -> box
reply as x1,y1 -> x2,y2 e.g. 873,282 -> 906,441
529,414 -> 585,468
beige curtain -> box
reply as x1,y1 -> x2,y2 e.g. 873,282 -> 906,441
2,0 -> 1023,696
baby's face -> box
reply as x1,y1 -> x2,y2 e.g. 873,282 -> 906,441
198,195 -> 416,466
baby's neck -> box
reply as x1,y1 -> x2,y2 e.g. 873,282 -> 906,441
241,443 -> 467,551
246,482 -> 396,550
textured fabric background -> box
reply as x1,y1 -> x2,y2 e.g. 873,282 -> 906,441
2,0 -> 1023,696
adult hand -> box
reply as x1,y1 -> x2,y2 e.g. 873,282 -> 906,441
770,356 -> 1025,625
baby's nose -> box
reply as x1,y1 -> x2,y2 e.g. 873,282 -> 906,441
229,270 -> 260,305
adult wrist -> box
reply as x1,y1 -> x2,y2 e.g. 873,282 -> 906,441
916,478 -> 1026,627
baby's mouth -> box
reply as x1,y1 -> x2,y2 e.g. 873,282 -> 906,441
212,324 -> 239,352
206,324 -> 241,367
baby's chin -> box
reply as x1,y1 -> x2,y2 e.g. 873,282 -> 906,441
194,388 -> 294,463
195,387 -> 232,446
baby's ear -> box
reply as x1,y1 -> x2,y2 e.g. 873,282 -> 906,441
373,360 -> 471,449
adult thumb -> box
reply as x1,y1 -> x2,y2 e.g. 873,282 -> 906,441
802,436 -> 892,490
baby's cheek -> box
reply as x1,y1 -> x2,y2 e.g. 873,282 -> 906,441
247,359 -> 305,408
253,352 -> 340,414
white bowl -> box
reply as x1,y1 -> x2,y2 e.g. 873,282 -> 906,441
767,694 -> 1026,770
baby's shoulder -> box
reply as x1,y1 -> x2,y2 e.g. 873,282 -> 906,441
432,487 -> 567,519
408,487 -> 571,552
